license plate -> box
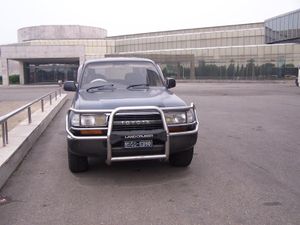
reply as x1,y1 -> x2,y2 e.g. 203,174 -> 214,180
124,140 -> 153,149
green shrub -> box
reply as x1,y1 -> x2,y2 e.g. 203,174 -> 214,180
9,74 -> 20,84
0,76 -> 2,85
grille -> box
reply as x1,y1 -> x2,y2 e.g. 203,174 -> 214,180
112,113 -> 163,131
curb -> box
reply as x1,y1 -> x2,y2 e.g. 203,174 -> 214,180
0,94 -> 68,190
176,79 -> 292,84
0,84 -> 61,89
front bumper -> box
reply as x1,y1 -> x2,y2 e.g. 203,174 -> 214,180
66,104 -> 198,164
68,131 -> 198,157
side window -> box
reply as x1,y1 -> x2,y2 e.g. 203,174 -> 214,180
155,64 -> 167,85
147,69 -> 163,86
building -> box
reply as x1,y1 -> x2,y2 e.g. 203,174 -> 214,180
0,9 -> 299,85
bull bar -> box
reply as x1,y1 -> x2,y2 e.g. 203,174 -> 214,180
66,103 -> 198,165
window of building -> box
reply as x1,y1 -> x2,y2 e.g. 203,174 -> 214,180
24,63 -> 79,84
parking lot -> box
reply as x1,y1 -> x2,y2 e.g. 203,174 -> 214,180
0,82 -> 300,225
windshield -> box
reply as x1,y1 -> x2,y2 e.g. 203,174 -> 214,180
80,61 -> 164,89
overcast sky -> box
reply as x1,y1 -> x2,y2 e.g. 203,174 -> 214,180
0,0 -> 299,44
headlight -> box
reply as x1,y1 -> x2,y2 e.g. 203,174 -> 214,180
164,109 -> 195,125
70,113 -> 107,127
164,111 -> 186,124
81,115 -> 96,126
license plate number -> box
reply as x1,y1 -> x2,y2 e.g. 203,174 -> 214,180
124,140 -> 153,149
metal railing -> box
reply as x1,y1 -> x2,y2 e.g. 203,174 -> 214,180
0,89 -> 62,147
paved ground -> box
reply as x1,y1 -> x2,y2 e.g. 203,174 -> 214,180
0,85 -> 60,133
0,83 -> 300,225
0,85 -> 60,103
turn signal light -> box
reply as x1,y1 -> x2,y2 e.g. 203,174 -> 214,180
79,130 -> 103,135
168,126 -> 187,133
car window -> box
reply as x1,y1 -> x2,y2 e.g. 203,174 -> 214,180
80,61 -> 163,88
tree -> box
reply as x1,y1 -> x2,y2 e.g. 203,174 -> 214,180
236,65 -> 240,79
227,60 -> 235,79
195,60 -> 205,78
260,63 -> 275,79
246,59 -> 255,80
239,65 -> 245,79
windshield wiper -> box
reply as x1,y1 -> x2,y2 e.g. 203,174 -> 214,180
87,84 -> 114,92
127,83 -> 149,89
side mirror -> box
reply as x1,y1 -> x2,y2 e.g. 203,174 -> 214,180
166,78 -> 176,89
63,81 -> 77,92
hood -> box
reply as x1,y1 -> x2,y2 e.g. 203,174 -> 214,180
73,87 -> 186,110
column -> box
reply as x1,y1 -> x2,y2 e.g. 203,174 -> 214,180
1,58 -> 9,86
79,56 -> 85,66
19,61 -> 25,84
190,60 -> 196,79
297,65 -> 300,87
176,62 -> 181,79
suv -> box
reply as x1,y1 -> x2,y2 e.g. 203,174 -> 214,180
64,58 -> 198,172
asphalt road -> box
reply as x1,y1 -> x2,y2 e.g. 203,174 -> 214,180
1,83 -> 300,225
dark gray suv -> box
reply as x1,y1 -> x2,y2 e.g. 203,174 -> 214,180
64,57 -> 198,172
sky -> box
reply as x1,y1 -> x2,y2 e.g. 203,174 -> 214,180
0,0 -> 299,44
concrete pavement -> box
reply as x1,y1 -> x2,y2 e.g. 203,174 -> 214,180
0,93 -> 67,189
0,83 -> 299,225
0,85 -> 61,132
0,85 -> 60,102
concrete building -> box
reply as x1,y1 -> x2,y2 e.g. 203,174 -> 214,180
0,9 -> 300,85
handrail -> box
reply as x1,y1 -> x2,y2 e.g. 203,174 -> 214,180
0,88 -> 62,147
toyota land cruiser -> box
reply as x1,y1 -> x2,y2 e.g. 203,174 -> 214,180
64,58 -> 198,172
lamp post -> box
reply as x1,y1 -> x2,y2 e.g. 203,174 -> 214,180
296,65 -> 300,87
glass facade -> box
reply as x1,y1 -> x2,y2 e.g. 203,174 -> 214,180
1,12 -> 299,85
112,43 -> 300,80
110,32 -> 300,79
115,28 -> 265,53
24,63 -> 79,84
265,9 -> 300,43
106,12 -> 300,80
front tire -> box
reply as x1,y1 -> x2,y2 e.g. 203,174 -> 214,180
169,148 -> 194,167
68,150 -> 88,173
